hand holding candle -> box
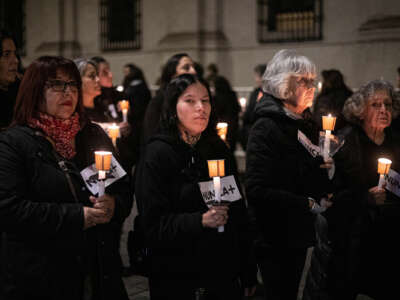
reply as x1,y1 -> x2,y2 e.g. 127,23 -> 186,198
216,122 -> 228,142
322,114 -> 336,162
119,100 -> 130,123
377,158 -> 392,189
108,123 -> 120,147
95,151 -> 112,196
207,159 -> 226,232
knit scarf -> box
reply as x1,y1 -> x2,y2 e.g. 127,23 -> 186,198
28,112 -> 81,159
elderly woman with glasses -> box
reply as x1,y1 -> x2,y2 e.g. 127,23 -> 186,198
0,56 -> 132,300
245,49 -> 333,300
327,79 -> 400,300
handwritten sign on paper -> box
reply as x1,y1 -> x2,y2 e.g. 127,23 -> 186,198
198,175 -> 242,207
385,169 -> 400,198
298,130 -> 320,158
80,155 -> 126,195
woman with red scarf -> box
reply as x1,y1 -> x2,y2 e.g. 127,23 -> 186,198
0,56 -> 132,300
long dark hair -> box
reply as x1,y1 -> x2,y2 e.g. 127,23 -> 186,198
159,53 -> 190,90
160,73 -> 216,139
122,63 -> 148,90
12,56 -> 85,126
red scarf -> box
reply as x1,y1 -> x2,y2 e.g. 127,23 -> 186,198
28,112 -> 81,159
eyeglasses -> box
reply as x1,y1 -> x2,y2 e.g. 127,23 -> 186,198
46,80 -> 79,92
296,77 -> 317,89
370,102 -> 393,111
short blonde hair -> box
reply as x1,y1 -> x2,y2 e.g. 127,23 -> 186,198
262,49 -> 316,99
343,79 -> 400,125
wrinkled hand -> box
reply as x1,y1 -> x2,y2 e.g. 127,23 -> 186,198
202,205 -> 229,228
119,122 -> 131,137
310,194 -> 333,214
244,285 -> 257,297
90,194 -> 115,221
368,186 -> 386,206
83,207 -> 109,230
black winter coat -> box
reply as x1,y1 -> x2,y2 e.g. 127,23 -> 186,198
135,131 -> 256,288
329,125 -> 400,299
0,122 -> 132,300
245,93 -> 331,249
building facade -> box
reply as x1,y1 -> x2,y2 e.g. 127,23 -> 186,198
6,0 -> 400,89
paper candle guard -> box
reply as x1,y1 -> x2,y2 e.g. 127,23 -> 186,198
108,124 -> 120,147
322,115 -> 336,131
207,159 -> 225,178
377,158 -> 392,189
119,100 -> 129,111
95,151 -> 112,171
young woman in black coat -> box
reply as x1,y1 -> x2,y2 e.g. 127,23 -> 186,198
245,49 -> 333,300
135,74 -> 256,299
0,56 -> 132,300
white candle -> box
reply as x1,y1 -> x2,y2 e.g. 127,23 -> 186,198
323,130 -> 331,162
378,174 -> 385,189
122,109 -> 128,123
108,123 -> 120,147
119,100 -> 130,123
216,122 -> 228,141
239,97 -> 247,111
213,176 -> 224,233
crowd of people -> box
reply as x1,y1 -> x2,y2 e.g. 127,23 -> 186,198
0,28 -> 400,300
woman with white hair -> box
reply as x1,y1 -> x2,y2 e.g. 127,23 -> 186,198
329,79 -> 400,300
245,49 -> 332,300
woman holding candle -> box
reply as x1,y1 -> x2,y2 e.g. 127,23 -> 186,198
135,73 -> 257,299
245,49 -> 333,300
0,56 -> 132,300
328,79 -> 400,299
74,58 -> 135,172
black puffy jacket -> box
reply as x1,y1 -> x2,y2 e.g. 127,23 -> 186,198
0,122 -> 132,300
245,93 -> 331,249
135,131 -> 256,288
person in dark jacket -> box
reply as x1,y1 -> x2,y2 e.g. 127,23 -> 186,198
121,63 -> 151,167
0,56 -> 132,300
313,69 -> 353,131
208,75 -> 241,152
90,56 -> 126,123
245,49 -> 333,300
240,64 -> 266,150
0,29 -> 20,130
142,53 -> 196,143
135,74 -> 257,299
328,79 -> 400,300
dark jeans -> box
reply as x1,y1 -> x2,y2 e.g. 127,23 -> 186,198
149,276 -> 241,300
258,247 -> 308,300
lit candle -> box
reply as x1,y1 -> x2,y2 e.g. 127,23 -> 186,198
239,97 -> 247,111
322,114 -> 336,162
94,151 -> 112,196
108,123 -> 120,147
119,100 -> 130,123
216,122 -> 228,142
377,158 -> 392,189
318,81 -> 322,92
207,159 -> 225,233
